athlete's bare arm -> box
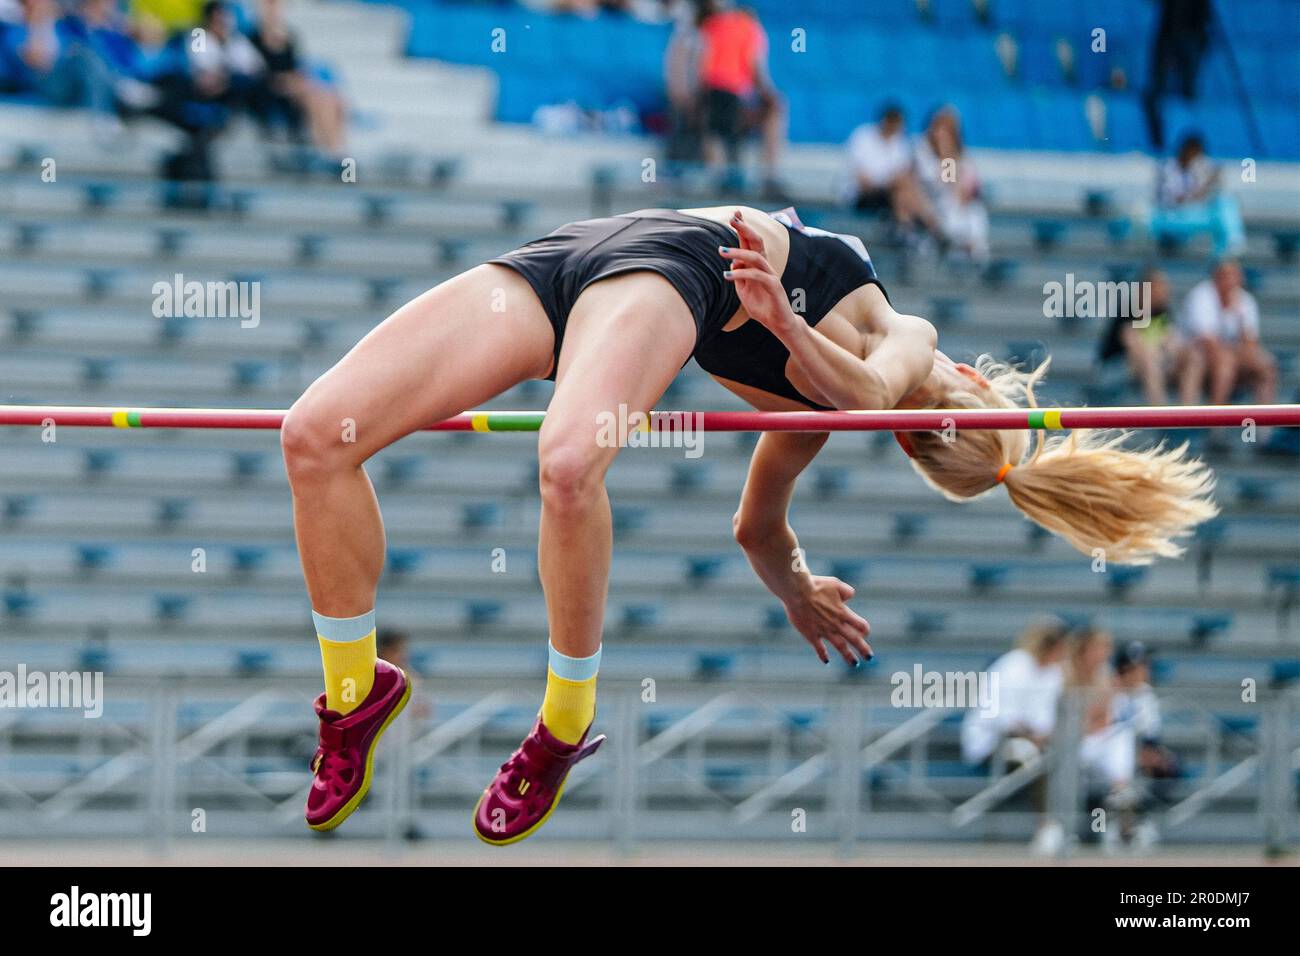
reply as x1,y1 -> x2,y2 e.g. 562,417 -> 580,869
732,431 -> 873,665
720,211 -> 936,410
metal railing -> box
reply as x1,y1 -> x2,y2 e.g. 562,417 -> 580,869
0,675 -> 1294,854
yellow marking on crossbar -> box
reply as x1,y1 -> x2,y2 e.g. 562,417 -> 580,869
1043,409 -> 1063,430
110,410 -> 131,428
471,414 -> 490,433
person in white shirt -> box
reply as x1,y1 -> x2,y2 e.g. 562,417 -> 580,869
1176,259 -> 1277,407
187,0 -> 265,104
845,103 -> 940,241
962,619 -> 1069,766
1110,642 -> 1177,850
963,618 -> 1070,854
912,105 -> 989,261
1150,133 -> 1245,257
1070,627 -> 1136,801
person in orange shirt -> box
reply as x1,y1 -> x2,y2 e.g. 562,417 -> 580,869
696,1 -> 785,196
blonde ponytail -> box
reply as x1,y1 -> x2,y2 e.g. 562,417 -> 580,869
908,355 -> 1219,565
1002,430 -> 1218,564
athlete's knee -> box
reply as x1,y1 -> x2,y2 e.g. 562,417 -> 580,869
281,395 -> 359,486
537,439 -> 606,515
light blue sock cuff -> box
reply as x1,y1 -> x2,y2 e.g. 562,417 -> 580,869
548,642 -> 601,682
312,609 -> 376,643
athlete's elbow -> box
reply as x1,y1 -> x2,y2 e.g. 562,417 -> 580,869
844,369 -> 891,410
732,512 -> 759,549
920,317 -> 938,351
733,512 -> 778,550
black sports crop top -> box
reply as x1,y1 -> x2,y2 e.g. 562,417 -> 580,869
693,218 -> 888,410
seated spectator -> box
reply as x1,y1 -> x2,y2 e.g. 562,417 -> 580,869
1068,626 -> 1144,853
248,0 -> 345,155
146,0 -> 268,184
1150,133 -> 1245,257
1,0 -> 114,114
1176,259 -> 1277,408
846,103 -> 941,246
961,618 -> 1070,852
1097,266 -> 1178,404
913,105 -> 989,261
696,0 -> 786,197
1111,641 -> 1177,849
66,0 -> 163,108
186,0 -> 265,111
961,619 -> 1069,767
1070,629 -> 1134,797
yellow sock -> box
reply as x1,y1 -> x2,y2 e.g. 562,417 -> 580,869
313,610 -> 377,715
541,669 -> 597,744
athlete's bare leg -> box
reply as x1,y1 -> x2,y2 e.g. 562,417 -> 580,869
281,265 -> 555,615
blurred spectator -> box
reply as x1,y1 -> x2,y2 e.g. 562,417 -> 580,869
846,103 -> 941,246
1098,266 -> 1177,404
185,0 -> 264,108
1142,0 -> 1212,151
962,618 -> 1070,767
696,0 -> 785,196
248,0 -> 345,155
1176,259 -> 1277,407
147,0 -> 278,185
961,618 -> 1070,854
1,0 -> 119,122
1150,132 -> 1245,257
68,0 -> 164,105
912,105 -> 989,261
661,0 -> 702,166
1070,626 -> 1149,853
1111,641 -> 1177,849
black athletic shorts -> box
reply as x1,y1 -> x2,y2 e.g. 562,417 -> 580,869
488,209 -> 740,380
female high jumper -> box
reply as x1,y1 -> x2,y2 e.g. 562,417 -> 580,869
280,206 -> 1217,843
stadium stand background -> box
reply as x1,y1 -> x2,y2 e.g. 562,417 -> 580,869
0,0 -> 1297,853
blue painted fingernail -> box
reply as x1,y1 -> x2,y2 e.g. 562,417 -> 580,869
719,246 -> 730,252
866,652 -> 875,662
723,270 -> 734,278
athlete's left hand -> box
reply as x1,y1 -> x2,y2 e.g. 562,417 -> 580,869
784,575 -> 873,666
720,211 -> 799,340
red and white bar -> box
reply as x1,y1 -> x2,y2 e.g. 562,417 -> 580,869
0,404 -> 1296,432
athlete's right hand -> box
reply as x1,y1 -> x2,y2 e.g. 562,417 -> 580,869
720,210 -> 800,340
783,575 -> 873,666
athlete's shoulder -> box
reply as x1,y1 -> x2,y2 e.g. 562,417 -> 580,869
769,207 -> 874,264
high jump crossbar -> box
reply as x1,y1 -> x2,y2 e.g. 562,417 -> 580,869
0,404 -> 1296,432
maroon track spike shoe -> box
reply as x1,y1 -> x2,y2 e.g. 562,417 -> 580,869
474,716 -> 605,845
305,659 -> 411,831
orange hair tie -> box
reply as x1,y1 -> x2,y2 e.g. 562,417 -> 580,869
994,463 -> 1014,484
